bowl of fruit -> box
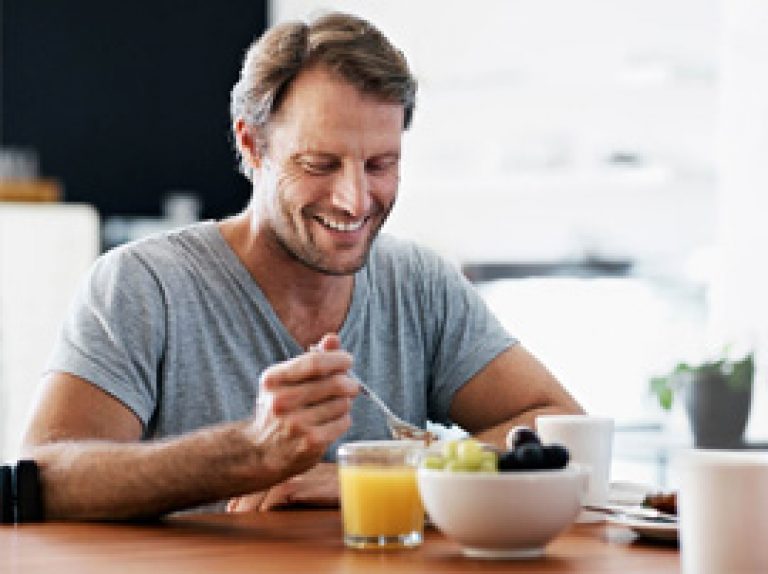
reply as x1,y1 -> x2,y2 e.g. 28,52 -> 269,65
416,427 -> 588,559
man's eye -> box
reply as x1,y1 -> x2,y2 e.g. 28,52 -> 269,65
300,159 -> 336,174
366,158 -> 399,174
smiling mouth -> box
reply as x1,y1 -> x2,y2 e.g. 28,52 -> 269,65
314,214 -> 368,232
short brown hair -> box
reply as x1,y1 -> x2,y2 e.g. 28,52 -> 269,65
230,12 -> 417,178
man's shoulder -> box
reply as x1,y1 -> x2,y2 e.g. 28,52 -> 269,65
108,221 -> 214,261
96,221 -> 219,280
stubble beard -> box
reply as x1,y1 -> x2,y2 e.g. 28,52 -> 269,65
272,202 -> 393,277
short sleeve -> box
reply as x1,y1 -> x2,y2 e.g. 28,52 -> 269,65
423,255 -> 517,423
46,246 -> 166,430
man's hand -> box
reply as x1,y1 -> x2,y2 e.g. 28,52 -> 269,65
245,333 -> 358,485
20,333 -> 358,520
226,462 -> 340,512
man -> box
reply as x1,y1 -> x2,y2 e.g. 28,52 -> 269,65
22,12 -> 583,520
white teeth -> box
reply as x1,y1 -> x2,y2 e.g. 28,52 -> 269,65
316,215 -> 365,232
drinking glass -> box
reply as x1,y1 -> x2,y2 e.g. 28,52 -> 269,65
337,440 -> 424,549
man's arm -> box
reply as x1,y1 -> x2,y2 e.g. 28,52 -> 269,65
226,343 -> 582,514
449,344 -> 584,448
22,346 -> 358,520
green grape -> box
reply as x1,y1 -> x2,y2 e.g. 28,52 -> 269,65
444,459 -> 473,472
456,439 -> 484,469
441,440 -> 460,460
422,455 -> 446,470
480,450 -> 498,472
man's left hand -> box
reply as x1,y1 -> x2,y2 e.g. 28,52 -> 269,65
226,462 -> 340,512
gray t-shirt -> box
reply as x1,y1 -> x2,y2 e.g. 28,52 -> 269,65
48,222 -> 516,456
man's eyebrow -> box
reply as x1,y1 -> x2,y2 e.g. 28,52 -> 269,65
292,150 -> 401,160
292,151 -> 338,161
370,150 -> 401,159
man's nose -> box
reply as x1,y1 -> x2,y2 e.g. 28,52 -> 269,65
331,163 -> 371,216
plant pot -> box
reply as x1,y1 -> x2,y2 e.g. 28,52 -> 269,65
684,372 -> 753,448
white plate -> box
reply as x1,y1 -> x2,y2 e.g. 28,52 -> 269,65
607,514 -> 678,542
609,480 -> 653,505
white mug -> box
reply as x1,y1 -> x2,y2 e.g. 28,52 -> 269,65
535,415 -> 614,521
675,450 -> 768,574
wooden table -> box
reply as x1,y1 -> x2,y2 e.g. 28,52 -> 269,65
0,509 -> 680,573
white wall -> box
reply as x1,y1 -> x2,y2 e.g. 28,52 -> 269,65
0,204 -> 99,460
712,0 -> 768,346
272,0 -> 718,266
710,0 -> 768,439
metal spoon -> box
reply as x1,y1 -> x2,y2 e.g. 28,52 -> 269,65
309,345 -> 437,443
583,504 -> 678,523
352,373 -> 437,442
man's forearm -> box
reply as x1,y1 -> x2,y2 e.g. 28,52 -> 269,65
25,421 -> 279,520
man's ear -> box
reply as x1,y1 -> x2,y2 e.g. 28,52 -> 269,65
235,118 -> 264,170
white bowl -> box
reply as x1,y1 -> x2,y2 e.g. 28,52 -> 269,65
417,465 -> 588,559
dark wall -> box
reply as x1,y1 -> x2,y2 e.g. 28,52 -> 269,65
1,0 -> 268,219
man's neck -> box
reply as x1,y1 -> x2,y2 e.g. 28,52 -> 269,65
218,212 -> 356,349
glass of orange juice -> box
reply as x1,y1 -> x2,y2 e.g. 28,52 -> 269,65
337,440 -> 425,549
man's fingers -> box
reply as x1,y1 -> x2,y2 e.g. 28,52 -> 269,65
270,374 -> 358,414
258,482 -> 296,511
309,412 -> 353,446
261,350 -> 353,389
301,396 -> 354,427
227,490 -> 267,513
246,341 -> 355,485
316,333 -> 342,352
276,399 -> 353,445
258,481 -> 338,510
257,462 -> 341,511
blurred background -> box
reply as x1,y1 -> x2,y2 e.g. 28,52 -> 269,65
2,0 -> 768,486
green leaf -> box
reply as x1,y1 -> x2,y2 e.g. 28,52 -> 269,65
728,353 -> 754,390
658,387 -> 673,410
649,376 -> 674,410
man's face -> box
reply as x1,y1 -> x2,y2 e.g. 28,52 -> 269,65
252,66 -> 404,276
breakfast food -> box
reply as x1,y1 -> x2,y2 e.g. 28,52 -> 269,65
498,442 -> 569,471
421,429 -> 570,473
506,425 -> 541,450
643,491 -> 678,515
421,438 -> 497,472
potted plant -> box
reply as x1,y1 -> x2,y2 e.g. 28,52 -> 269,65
649,351 -> 754,448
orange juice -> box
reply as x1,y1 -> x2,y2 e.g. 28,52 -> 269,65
339,465 -> 424,538
337,440 -> 425,549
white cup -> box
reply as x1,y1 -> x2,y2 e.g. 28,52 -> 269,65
675,450 -> 768,574
535,415 -> 614,522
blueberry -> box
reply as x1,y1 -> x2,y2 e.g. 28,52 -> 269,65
506,426 -> 542,450
497,450 -> 520,472
542,443 -> 570,469
515,443 -> 545,469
